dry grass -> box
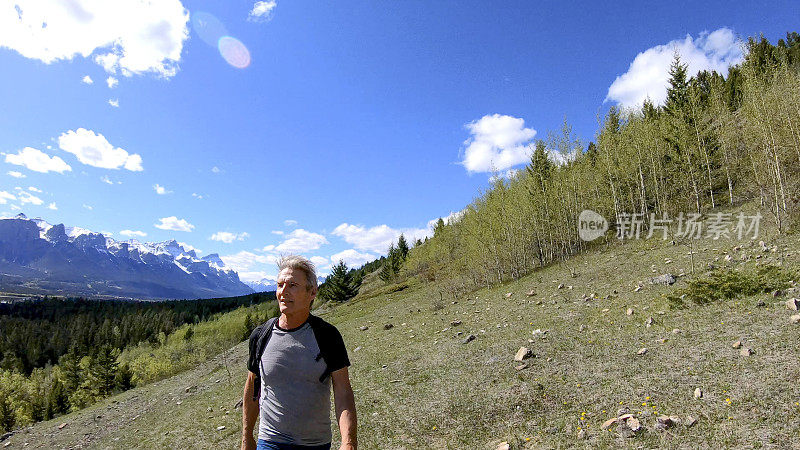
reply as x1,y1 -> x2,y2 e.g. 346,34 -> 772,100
12,209 -> 800,449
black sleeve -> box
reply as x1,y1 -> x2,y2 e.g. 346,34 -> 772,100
326,324 -> 350,373
247,324 -> 264,374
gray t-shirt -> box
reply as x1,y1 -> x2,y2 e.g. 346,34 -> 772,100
257,322 -> 332,445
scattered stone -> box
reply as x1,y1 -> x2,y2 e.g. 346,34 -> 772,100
515,363 -> 528,371
685,415 -> 697,427
176,401 -> 182,405
757,299 -> 766,307
58,423 -> 67,430
637,348 -> 648,356
216,426 -> 226,431
234,399 -> 243,409
601,417 -> 618,430
732,340 -> 742,349
694,388 -> 703,399
633,286 -> 642,292
740,347 -> 753,356
505,292 -> 513,298
672,328 -> 682,334
786,298 -> 800,311
645,317 -> 654,327
496,442 -> 510,450
650,274 -> 676,285
773,290 -> 785,298
724,254 -> 733,262
526,290 -> 536,297
626,308 -> 634,316
207,406 -> 213,412
353,346 -> 362,352
359,326 -> 369,331
626,416 -> 642,432
655,415 -> 674,431
579,324 -> 586,332
383,323 -> 394,330
557,283 -> 565,289
531,328 -> 547,337
791,315 -> 800,324
601,308 -> 609,313
462,334 -> 476,344
0,433 -> 10,443
185,385 -> 197,393
451,320 -> 462,326
514,347 -> 533,361
577,429 -> 587,439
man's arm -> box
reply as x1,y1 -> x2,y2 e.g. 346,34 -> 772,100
241,371 -> 259,450
331,367 -> 357,450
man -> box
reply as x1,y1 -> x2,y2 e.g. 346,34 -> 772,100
241,255 -> 357,450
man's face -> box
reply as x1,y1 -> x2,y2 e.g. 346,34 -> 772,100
276,268 -> 316,317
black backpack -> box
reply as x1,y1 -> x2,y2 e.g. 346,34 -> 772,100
248,314 -> 349,401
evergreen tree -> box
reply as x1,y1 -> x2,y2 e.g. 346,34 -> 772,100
396,234 -> 410,260
115,363 -> 134,391
90,346 -> 118,397
0,394 -> 14,432
665,53 -> 690,117
379,244 -> 402,283
48,379 -> 69,416
320,260 -> 359,302
183,326 -> 194,341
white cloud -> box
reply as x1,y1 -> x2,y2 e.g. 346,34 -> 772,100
271,230 -> 284,235
10,204 -> 21,211
82,204 -> 93,210
284,219 -> 297,226
82,75 -> 93,84
28,186 -> 42,193
488,169 -> 519,184
7,171 -> 25,178
0,0 -> 190,78
329,249 -> 376,268
0,191 -> 16,204
108,99 -> 119,108
100,175 -> 114,185
461,114 -> 536,173
310,256 -> 330,267
248,1 -> 277,22
191,193 -> 203,199
238,271 -> 276,284
220,251 -> 277,274
273,229 -> 328,253
58,128 -> 142,171
5,147 -> 72,173
120,229 -> 147,237
210,231 -> 250,243
47,202 -> 57,210
106,76 -> 118,88
153,184 -> 172,195
154,216 -> 194,232
606,27 -> 744,108
17,191 -> 43,205
332,223 -> 429,254
211,166 -> 221,173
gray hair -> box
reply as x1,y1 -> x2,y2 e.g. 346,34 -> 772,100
277,255 -> 318,291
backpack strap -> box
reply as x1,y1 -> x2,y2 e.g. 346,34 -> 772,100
248,317 -> 277,401
308,314 -> 350,383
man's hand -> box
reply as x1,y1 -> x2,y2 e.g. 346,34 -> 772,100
332,367 -> 357,450
241,371 -> 260,450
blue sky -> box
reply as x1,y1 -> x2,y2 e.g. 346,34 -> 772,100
1,0 -> 798,282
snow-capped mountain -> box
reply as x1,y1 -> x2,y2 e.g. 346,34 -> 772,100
0,213 -> 253,300
246,275 -> 328,293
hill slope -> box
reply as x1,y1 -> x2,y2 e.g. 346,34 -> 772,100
10,220 -> 800,449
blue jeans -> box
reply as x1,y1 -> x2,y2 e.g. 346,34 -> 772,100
256,440 -> 331,450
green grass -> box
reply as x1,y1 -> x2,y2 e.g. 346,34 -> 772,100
13,207 -> 800,449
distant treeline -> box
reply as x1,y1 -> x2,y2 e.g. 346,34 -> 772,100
0,292 -> 276,432
404,32 -> 800,296
0,292 -> 275,375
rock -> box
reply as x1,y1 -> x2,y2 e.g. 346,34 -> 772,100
353,346 -> 362,352
601,417 -> 618,430
579,324 -> 586,332
557,283 -> 565,289
724,254 -> 732,261
626,308 -> 634,316
672,328 -> 682,334
757,299 -> 766,307
505,292 -> 513,298
577,429 -> 587,439
650,274 -> 676,285
515,363 -> 528,371
514,347 -> 533,361
786,298 -> 800,311
383,323 -> 394,330
634,286 -> 642,292
773,290 -> 784,297
185,385 -> 197,393
655,415 -> 673,431
685,415 -> 697,427
791,315 -> 800,324
496,442 -> 510,450
0,433 -> 12,442
450,320 -> 462,326
740,347 -> 753,356
626,416 -> 642,432
526,290 -> 536,297
645,317 -> 654,327
694,388 -> 703,399
637,348 -> 648,355
732,340 -> 742,349
233,399 -> 243,409
216,426 -> 226,431
601,308 -> 609,313
617,421 -> 635,438
359,325 -> 369,331
58,423 -> 67,430
462,334 -> 476,344
531,328 -> 547,337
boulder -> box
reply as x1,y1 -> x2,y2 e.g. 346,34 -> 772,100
740,347 -> 753,356
694,388 -> 703,399
732,340 -> 741,349
786,298 -> 800,311
514,347 -> 533,361
650,274 -> 676,285
791,315 -> 800,324
637,348 -> 648,355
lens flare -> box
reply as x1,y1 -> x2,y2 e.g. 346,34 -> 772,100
218,36 -> 251,69
192,12 -> 227,47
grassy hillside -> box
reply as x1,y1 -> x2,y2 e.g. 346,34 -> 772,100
8,208 -> 800,449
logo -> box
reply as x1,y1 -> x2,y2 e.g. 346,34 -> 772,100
578,209 -> 608,241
